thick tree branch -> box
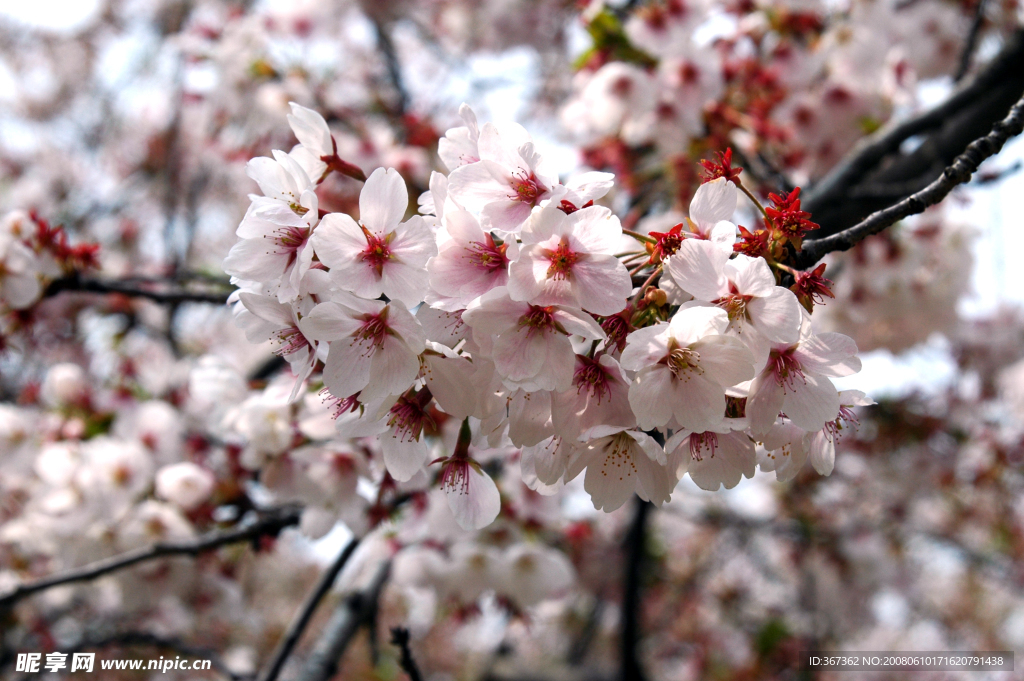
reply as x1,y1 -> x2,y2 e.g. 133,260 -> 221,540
390,627 -> 424,681
257,537 -> 361,681
795,91 -> 1024,267
300,561 -> 391,681
802,29 -> 1024,236
954,0 -> 988,82
45,273 -> 232,305
0,506 -> 301,610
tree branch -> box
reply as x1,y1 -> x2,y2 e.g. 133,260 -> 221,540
257,537 -> 361,681
300,561 -> 391,681
802,29 -> 1024,234
372,18 -> 409,121
954,0 -> 988,82
0,506 -> 301,611
45,274 -> 232,305
389,627 -> 424,681
620,497 -> 651,681
795,91 -> 1024,267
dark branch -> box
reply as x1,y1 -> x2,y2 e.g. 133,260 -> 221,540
620,497 -> 651,681
45,273 -> 232,305
954,0 -> 988,82
300,561 -> 391,681
372,19 -> 409,121
390,627 -> 424,681
802,29 -> 1024,236
795,91 -> 1024,267
257,537 -> 361,681
0,506 -> 301,610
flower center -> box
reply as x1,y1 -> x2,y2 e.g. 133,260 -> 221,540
573,356 -> 611,404
361,230 -> 393,275
713,291 -> 753,322
354,312 -> 390,352
274,326 -> 309,357
465,234 -> 509,273
387,396 -> 431,443
768,347 -> 805,390
509,171 -> 543,205
519,305 -> 557,337
440,458 -> 471,495
689,432 -> 718,461
545,241 -> 578,280
665,343 -> 703,379
271,225 -> 309,251
321,389 -> 361,418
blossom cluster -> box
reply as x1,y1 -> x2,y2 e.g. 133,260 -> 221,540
226,104 -> 869,530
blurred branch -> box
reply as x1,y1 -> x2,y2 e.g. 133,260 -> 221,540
620,498 -> 651,681
802,29 -> 1024,237
954,0 -> 988,82
0,506 -> 301,611
389,627 -> 424,681
372,19 -> 409,121
300,561 -> 391,681
795,91 -> 1024,267
257,537 -> 361,681
45,273 -> 232,305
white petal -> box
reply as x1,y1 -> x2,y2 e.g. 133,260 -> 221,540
665,239 -> 729,302
447,465 -> 501,530
360,167 -> 409,235
689,177 -> 738,228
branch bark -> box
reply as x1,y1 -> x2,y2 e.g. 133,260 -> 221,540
300,561 -> 391,681
390,627 -> 424,681
257,537 -> 361,681
802,29 -> 1024,239
0,506 -> 301,611
620,497 -> 651,681
795,91 -> 1024,267
45,273 -> 232,305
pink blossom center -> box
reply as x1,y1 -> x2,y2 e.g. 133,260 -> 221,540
824,404 -> 860,441
465,234 -> 509,273
713,289 -> 753,322
768,347 -> 805,390
387,397 -> 430,443
270,225 -> 309,251
573,356 -> 611,404
321,389 -> 361,418
509,171 -> 543,205
545,241 -> 579,281
440,458 -> 471,495
689,432 -> 718,461
519,305 -> 557,337
665,343 -> 703,379
354,313 -> 390,350
361,231 -> 393,275
274,326 -> 309,357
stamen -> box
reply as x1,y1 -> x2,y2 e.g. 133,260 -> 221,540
546,241 -> 578,280
689,432 -> 718,461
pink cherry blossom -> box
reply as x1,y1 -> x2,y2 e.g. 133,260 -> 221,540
551,353 -> 635,441
567,428 -> 674,511
426,208 -> 511,308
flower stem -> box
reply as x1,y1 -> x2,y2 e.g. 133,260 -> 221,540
737,181 -> 769,219
621,229 -> 657,244
630,265 -> 663,306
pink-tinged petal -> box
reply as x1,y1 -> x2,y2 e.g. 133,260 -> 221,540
446,464 -> 501,530
687,431 -> 755,491
508,390 -> 554,447
443,208 -> 486,243
287,102 -> 332,155
564,205 -> 621,254
416,306 -> 466,347
747,287 -> 802,344
783,371 -> 840,432
359,167 -> 408,235
477,121 -> 531,167
522,436 -> 573,488
571,255 -> 632,316
389,215 -> 437,268
550,306 -> 607,340
521,206 -> 566,245
462,287 -> 529,336
493,327 -> 549,384
536,336 -> 578,393
298,301 -> 365,341
380,435 -> 429,482
628,366 -> 676,430
620,323 -> 670,370
380,261 -> 430,307
223,237 -> 292,282
669,372 -> 726,432
321,340 -> 373,398
446,161 -> 511,211
689,177 -> 738,228
725,254 -> 775,297
796,333 -> 861,377
708,220 -> 737,247
665,239 -> 729,302
310,213 -> 367,270
247,156 -> 301,201
624,430 -> 667,464
746,371 -> 785,437
361,337 -> 420,403
690,335 -> 756,386
634,454 -> 675,506
482,199 -> 533,234
422,352 -> 477,419
241,198 -> 308,232
507,246 -> 555,303
808,430 -> 835,476
239,292 -> 294,327
583,437 -> 637,512
668,304 -> 729,345
839,389 -> 874,407
383,303 -> 426,354
760,424 -> 811,482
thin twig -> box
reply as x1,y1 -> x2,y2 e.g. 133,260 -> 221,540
796,92 -> 1024,267
45,274 -> 232,305
954,0 -> 988,82
0,506 -> 301,610
390,627 -> 424,681
300,561 -> 392,681
257,537 -> 361,681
